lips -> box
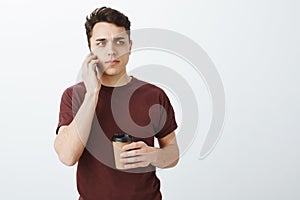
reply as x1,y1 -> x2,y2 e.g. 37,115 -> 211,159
105,60 -> 120,66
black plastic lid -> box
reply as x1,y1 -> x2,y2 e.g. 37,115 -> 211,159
112,133 -> 134,142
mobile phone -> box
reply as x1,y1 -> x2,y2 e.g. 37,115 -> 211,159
95,63 -> 104,75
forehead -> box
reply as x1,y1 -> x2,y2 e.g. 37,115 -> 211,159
91,22 -> 128,39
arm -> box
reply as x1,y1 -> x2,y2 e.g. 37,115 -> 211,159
54,54 -> 101,166
120,131 -> 179,169
153,132 -> 179,168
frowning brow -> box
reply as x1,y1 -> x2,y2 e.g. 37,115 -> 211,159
95,38 -> 107,41
95,37 -> 125,41
113,37 -> 125,41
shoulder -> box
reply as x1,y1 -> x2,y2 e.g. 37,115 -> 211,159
61,82 -> 86,98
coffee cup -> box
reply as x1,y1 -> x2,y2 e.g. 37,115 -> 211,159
112,133 -> 134,170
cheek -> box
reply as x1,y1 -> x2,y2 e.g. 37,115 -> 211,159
115,45 -> 131,56
92,47 -> 107,59
119,54 -> 130,64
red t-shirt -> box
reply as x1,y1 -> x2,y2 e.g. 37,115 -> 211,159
56,76 -> 177,200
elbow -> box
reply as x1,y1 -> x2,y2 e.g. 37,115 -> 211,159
170,147 -> 180,167
162,149 -> 180,169
54,138 -> 78,167
169,146 -> 180,168
166,157 -> 179,168
172,157 -> 180,167
59,155 -> 78,166
159,158 -> 179,169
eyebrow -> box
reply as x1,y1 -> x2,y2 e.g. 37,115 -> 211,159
95,37 -> 125,41
113,37 -> 125,40
95,38 -> 106,42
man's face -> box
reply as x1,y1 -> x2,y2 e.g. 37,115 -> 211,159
90,22 -> 132,77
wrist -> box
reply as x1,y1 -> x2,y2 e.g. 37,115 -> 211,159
85,87 -> 100,96
150,147 -> 160,167
84,91 -> 99,105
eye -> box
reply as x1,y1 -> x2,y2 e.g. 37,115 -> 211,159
116,40 -> 125,45
97,41 -> 106,46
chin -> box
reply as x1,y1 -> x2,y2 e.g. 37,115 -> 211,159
103,68 -> 120,76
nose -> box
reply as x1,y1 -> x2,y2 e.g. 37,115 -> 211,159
107,42 -> 116,56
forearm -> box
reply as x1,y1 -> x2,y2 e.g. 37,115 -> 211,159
72,92 -> 99,144
151,143 -> 179,169
54,92 -> 99,166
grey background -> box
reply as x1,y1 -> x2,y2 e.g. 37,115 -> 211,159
0,0 -> 299,199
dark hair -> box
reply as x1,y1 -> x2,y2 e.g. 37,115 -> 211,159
85,7 -> 131,49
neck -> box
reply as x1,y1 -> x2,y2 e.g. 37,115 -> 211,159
101,73 -> 132,87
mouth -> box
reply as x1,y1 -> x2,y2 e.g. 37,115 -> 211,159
105,60 -> 120,66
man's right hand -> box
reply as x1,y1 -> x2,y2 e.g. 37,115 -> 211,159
82,53 -> 102,95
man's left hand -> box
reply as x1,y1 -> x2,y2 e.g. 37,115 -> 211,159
120,141 -> 158,169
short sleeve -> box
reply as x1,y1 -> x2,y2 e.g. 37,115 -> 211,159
155,90 -> 178,139
56,83 -> 85,134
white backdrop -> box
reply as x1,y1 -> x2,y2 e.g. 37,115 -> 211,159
0,0 -> 299,199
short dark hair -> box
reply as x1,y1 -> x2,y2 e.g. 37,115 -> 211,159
85,7 -> 131,49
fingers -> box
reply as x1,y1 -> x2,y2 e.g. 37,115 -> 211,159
119,141 -> 157,169
120,155 -> 143,164
80,53 -> 102,94
89,59 -> 99,72
82,53 -> 99,71
123,161 -> 149,169
83,53 -> 97,67
88,56 -> 99,70
122,141 -> 146,151
120,142 -> 148,166
81,53 -> 102,81
120,152 -> 150,169
120,150 -> 140,158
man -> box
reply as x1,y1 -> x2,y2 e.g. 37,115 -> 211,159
54,7 -> 179,200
